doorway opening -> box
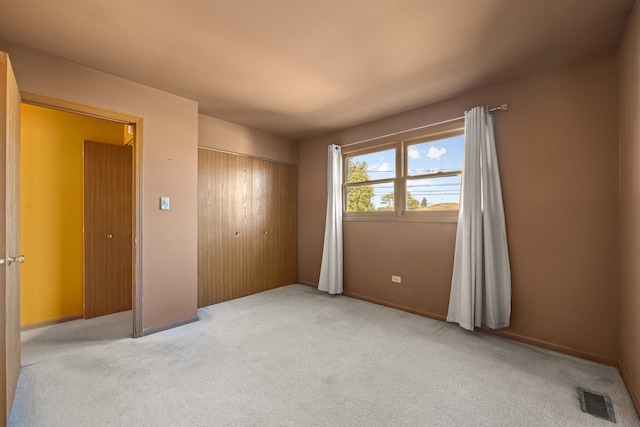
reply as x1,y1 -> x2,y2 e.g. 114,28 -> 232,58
19,92 -> 142,338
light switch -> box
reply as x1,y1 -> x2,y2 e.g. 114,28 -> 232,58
160,197 -> 170,210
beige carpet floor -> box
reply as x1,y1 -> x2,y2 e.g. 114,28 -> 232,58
9,284 -> 640,426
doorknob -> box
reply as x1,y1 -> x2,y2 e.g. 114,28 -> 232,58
7,255 -> 25,266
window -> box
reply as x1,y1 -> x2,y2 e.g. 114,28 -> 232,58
343,122 -> 464,222
345,147 -> 396,212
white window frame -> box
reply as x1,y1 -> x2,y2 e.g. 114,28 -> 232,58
342,121 -> 464,223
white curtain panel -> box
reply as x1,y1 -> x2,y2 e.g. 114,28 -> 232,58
447,106 -> 511,331
318,144 -> 344,294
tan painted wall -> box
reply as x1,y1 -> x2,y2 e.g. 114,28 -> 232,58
619,2 -> 640,413
199,114 -> 298,164
299,52 -> 620,364
1,40 -> 199,332
20,104 -> 124,326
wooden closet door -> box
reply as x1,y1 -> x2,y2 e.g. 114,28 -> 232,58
198,149 -> 251,306
197,150 -> 215,307
250,158 -> 298,292
198,149 -> 298,308
251,157 -> 273,293
84,141 -> 133,319
270,161 -> 298,287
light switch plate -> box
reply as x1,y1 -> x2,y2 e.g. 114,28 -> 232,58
160,197 -> 170,210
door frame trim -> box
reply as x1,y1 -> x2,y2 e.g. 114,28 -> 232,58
20,91 -> 143,338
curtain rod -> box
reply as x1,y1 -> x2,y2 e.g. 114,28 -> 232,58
341,104 -> 508,148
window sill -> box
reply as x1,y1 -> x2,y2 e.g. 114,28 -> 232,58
343,211 -> 459,223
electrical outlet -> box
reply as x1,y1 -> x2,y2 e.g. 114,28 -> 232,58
391,275 -> 401,283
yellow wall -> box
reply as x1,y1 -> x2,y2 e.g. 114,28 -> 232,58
20,104 -> 125,326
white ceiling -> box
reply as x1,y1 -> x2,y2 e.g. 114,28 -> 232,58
0,0 -> 635,140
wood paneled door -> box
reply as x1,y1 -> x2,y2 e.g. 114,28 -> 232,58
1,51 -> 22,426
83,140 -> 133,319
198,149 -> 297,307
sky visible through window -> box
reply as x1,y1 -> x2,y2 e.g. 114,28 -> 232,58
407,135 -> 464,209
407,135 -> 464,177
347,135 -> 464,209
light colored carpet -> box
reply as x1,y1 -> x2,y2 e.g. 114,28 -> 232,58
9,284 -> 640,426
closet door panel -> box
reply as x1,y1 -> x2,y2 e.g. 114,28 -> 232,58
252,158 -> 298,291
271,161 -> 298,286
223,153 -> 252,301
198,150 -> 251,307
251,158 -> 272,293
197,150 -> 215,307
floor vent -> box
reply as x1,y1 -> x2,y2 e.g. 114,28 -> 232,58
578,388 -> 616,423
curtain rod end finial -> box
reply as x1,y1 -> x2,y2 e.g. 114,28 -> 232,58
500,104 -> 508,111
